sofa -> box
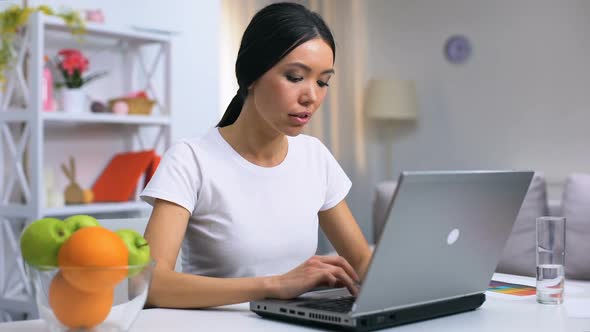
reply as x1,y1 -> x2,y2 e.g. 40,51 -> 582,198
371,173 -> 590,280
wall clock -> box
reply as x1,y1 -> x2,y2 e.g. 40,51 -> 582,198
444,35 -> 471,64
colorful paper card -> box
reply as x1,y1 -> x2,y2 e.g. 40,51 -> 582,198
487,280 -> 536,296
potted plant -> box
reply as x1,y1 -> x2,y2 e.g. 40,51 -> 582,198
54,49 -> 106,113
0,5 -> 84,86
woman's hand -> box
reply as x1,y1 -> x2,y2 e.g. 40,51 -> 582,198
268,255 -> 360,299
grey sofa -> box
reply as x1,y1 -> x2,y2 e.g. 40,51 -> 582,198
371,173 -> 590,280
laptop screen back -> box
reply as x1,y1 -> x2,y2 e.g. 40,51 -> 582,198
353,171 -> 533,315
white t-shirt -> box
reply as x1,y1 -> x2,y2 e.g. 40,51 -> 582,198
140,128 -> 351,277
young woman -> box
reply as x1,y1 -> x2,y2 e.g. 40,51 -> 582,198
141,2 -> 372,309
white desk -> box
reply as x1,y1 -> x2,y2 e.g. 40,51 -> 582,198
1,274 -> 589,332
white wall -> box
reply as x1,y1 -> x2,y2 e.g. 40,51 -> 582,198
364,0 -> 590,201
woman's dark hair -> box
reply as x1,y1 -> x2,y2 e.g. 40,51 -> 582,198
217,2 -> 336,127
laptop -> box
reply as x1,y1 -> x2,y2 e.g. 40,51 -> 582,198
251,170 -> 534,331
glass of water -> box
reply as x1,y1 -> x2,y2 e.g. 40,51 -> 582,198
536,216 -> 566,304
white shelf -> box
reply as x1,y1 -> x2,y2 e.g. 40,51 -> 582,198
43,15 -> 171,44
42,112 -> 171,125
0,108 -> 31,122
0,205 -> 36,218
0,12 -> 172,319
43,201 -> 152,217
0,294 -> 35,313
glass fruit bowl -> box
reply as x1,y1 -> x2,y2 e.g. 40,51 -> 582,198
25,260 -> 155,332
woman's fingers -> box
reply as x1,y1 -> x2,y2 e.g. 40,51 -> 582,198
317,261 -> 359,297
319,270 -> 338,288
314,255 -> 360,282
275,255 -> 361,299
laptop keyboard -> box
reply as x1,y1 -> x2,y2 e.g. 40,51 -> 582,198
298,296 -> 355,313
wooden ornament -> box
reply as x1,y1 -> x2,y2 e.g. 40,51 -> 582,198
61,157 -> 84,205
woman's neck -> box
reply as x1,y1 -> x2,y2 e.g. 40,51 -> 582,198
218,103 -> 288,168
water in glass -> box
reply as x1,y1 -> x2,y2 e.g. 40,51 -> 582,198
536,263 -> 564,304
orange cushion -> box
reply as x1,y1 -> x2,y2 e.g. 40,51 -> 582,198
92,150 -> 156,202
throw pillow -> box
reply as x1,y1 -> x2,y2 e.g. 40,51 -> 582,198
562,173 -> 590,280
496,173 -> 548,277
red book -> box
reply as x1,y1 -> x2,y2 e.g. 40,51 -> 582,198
92,150 -> 156,202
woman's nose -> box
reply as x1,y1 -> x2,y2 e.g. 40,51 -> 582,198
299,83 -> 317,107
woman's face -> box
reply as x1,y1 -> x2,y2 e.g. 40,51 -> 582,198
249,38 -> 334,137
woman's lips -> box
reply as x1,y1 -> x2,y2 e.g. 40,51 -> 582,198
288,112 -> 311,125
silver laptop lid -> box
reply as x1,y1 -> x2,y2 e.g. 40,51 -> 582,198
353,170 -> 533,315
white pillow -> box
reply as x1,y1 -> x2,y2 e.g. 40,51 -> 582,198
496,173 -> 548,277
562,173 -> 590,280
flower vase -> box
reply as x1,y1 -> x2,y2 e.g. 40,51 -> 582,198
60,88 -> 86,113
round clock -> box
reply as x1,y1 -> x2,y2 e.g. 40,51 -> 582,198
444,35 -> 471,64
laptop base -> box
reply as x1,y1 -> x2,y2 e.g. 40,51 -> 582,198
253,293 -> 485,332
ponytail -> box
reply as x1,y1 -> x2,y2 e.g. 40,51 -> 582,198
217,88 -> 247,127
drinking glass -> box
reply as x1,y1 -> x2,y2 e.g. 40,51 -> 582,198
536,216 -> 566,304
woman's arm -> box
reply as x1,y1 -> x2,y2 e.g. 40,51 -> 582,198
319,200 -> 372,280
144,199 -> 273,308
144,199 -> 361,308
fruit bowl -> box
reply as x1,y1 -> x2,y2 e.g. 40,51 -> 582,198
25,261 -> 155,332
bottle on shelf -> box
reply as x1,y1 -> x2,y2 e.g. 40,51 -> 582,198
42,55 -> 56,112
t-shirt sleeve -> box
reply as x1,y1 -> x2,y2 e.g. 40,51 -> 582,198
140,141 -> 201,214
318,140 -> 352,211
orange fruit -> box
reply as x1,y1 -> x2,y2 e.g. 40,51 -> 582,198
49,272 -> 113,329
58,226 -> 128,292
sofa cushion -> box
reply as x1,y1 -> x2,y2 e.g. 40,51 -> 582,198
562,173 -> 590,280
495,173 -> 548,277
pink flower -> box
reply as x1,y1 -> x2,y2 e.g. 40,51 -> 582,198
58,49 -> 82,58
60,52 -> 88,75
55,48 -> 106,88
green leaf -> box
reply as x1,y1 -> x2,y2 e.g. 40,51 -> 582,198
0,5 -> 86,85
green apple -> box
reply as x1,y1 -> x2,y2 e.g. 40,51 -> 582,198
20,218 -> 71,268
63,214 -> 100,233
116,229 -> 151,277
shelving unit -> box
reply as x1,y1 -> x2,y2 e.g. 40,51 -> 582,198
0,12 -> 172,320
0,109 -> 172,125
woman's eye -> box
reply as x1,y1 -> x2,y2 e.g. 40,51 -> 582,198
317,80 -> 330,88
286,74 -> 303,83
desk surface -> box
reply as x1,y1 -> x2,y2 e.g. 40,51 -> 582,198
1,274 -> 589,332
